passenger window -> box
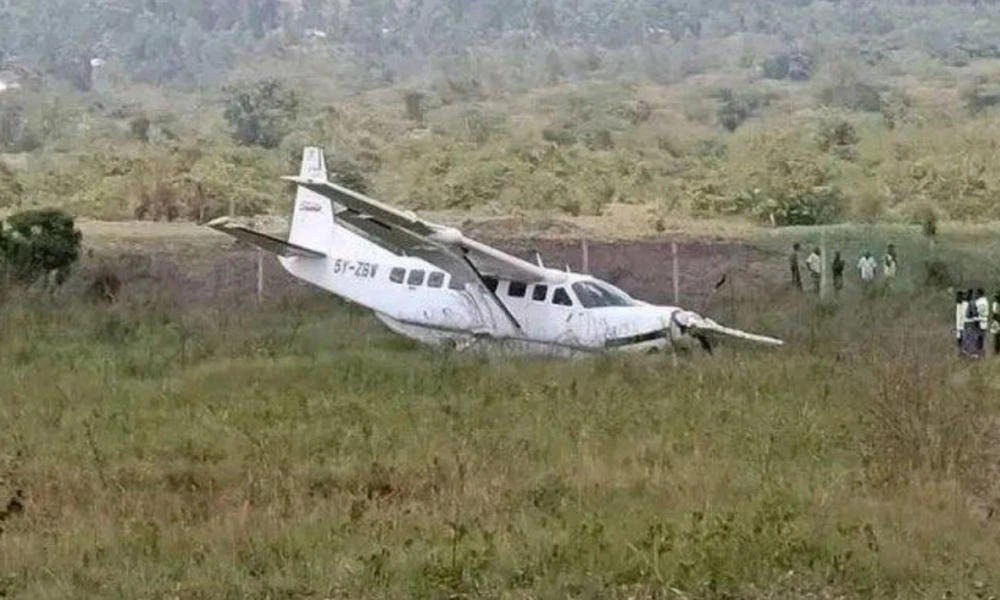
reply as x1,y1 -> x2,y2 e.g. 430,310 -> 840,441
482,276 -> 499,293
448,275 -> 465,290
427,272 -> 445,288
508,281 -> 527,298
532,285 -> 548,301
553,287 -> 573,306
407,269 -> 425,286
390,267 -> 405,284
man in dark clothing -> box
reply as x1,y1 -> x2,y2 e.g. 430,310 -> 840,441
789,243 -> 802,290
832,251 -> 845,292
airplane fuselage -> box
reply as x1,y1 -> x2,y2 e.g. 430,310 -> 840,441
277,223 -> 679,356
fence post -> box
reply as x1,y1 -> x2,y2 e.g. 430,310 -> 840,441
256,250 -> 264,305
820,228 -> 830,301
672,241 -> 679,305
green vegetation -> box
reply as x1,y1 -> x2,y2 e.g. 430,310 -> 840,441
3,3 -> 1000,593
1,1 -> 1000,225
0,262 -> 998,597
0,224 -> 993,597
0,207 -> 81,287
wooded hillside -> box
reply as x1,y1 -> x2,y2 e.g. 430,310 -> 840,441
2,0 -> 1000,226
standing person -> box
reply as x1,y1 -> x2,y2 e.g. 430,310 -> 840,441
789,243 -> 802,290
976,288 -> 990,354
956,290 -> 968,354
805,246 -> 822,294
883,244 -> 898,282
962,288 -> 982,358
832,251 -> 845,293
857,251 -> 877,293
992,291 -> 1000,356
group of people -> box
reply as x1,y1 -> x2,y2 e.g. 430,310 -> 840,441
955,289 -> 1000,358
789,242 -> 898,294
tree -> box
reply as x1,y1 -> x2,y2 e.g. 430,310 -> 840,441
222,79 -> 300,148
0,162 -> 24,209
0,208 -> 82,289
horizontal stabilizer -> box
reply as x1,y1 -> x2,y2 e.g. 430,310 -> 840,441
207,218 -> 326,259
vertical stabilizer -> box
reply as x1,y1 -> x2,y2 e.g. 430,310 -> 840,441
288,147 -> 335,253
299,146 -> 327,180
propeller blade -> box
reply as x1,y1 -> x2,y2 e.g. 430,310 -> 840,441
681,313 -> 784,347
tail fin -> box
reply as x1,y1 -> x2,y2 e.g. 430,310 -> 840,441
288,147 -> 335,253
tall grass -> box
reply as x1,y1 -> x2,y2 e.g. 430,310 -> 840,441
0,274 -> 998,598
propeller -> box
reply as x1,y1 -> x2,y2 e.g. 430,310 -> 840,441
669,310 -> 784,353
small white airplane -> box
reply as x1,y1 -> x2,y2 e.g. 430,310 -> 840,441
206,147 -> 783,357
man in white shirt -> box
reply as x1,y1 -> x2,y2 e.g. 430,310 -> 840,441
805,247 -> 822,294
957,290 -> 968,354
991,292 -> 1000,356
857,251 -> 877,290
976,288 -> 990,354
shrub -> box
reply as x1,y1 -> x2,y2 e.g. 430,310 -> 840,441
761,54 -> 790,80
403,91 -> 425,123
815,118 -> 859,153
0,98 -> 42,153
89,264 -> 122,303
763,51 -> 815,81
729,186 -> 845,226
0,162 -> 24,209
818,80 -> 885,113
0,208 -> 82,288
713,87 -> 775,132
960,78 -> 1000,115
222,79 -> 301,148
922,259 -> 952,288
129,115 -> 151,142
915,203 -> 938,239
328,158 -> 370,194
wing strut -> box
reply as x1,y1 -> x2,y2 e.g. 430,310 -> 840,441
462,255 -> 522,331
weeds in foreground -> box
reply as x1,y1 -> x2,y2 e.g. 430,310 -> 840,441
0,293 -> 997,598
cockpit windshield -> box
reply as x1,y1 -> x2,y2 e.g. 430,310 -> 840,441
572,281 -> 635,308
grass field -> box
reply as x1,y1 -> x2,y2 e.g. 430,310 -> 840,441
1,222 -> 1000,598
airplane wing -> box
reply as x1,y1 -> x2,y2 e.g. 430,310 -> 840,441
284,176 -> 567,285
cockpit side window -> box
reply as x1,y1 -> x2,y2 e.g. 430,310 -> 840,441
427,272 -> 445,288
482,276 -> 499,293
552,287 -> 573,306
573,282 -> 604,308
571,281 -> 633,308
